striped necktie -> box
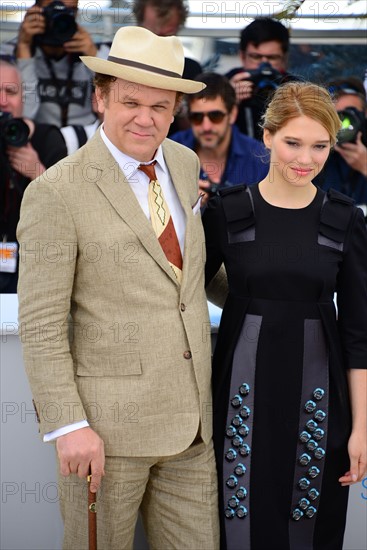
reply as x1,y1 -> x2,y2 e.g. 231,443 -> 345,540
138,162 -> 183,283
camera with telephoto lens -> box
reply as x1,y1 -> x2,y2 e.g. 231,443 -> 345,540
337,107 -> 367,145
0,112 -> 30,151
36,0 -> 77,46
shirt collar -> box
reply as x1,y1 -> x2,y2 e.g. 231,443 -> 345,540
100,125 -> 166,180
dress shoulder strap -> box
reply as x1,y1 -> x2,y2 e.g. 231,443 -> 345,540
319,188 -> 355,251
219,184 -> 255,233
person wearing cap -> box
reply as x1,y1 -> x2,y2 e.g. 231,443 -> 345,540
17,26 -> 220,549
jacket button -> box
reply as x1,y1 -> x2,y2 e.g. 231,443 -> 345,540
180,303 -> 186,311
183,350 -> 192,359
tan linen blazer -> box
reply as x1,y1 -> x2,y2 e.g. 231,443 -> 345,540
17,131 -> 213,457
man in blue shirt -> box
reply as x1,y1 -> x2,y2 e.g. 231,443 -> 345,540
170,72 -> 268,202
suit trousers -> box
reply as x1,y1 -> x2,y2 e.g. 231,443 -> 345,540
59,439 -> 219,550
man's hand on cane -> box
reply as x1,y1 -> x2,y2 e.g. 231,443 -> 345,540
56,427 -> 105,492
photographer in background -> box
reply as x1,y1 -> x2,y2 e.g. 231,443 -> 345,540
9,0 -> 109,127
0,60 -> 67,293
314,77 -> 367,210
226,17 -> 292,140
132,0 -> 202,79
59,85 -> 103,154
170,73 -> 268,204
132,0 -> 202,135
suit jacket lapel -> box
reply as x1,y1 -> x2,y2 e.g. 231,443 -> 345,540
88,133 -> 177,283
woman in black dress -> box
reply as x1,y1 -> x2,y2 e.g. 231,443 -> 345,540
203,82 -> 367,550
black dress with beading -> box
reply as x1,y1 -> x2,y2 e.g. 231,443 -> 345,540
203,183 -> 367,550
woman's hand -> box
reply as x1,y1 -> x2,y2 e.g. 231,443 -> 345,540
339,429 -> 367,486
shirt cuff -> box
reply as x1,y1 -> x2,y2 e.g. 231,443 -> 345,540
43,420 -> 89,442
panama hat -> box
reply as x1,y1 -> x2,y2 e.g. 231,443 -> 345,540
80,26 -> 205,94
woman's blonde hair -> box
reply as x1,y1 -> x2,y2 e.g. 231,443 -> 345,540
261,81 -> 341,146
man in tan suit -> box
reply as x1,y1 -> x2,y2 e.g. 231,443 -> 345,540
17,26 -> 219,549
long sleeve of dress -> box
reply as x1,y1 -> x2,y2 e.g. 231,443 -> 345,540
337,208 -> 367,370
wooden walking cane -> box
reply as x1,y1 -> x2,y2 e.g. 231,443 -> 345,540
87,467 -> 97,550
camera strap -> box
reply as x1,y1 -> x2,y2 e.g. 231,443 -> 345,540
43,52 -> 77,127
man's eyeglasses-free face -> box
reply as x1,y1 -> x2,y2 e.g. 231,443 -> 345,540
188,110 -> 228,125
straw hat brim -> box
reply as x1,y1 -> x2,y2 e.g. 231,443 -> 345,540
80,56 -> 205,94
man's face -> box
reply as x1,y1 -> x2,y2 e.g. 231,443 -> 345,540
189,96 -> 236,151
96,78 -> 177,162
141,5 -> 181,36
240,41 -> 287,72
0,64 -> 23,118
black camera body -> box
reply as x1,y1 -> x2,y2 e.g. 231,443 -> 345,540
200,171 -> 221,197
0,112 -> 30,150
337,107 -> 367,145
246,62 -> 300,103
207,182 -> 220,197
247,62 -> 283,94
36,1 -> 77,46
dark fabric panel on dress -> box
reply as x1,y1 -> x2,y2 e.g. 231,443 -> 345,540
223,314 -> 261,550
203,183 -> 367,550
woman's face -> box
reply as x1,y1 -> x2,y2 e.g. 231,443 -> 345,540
263,115 -> 331,188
